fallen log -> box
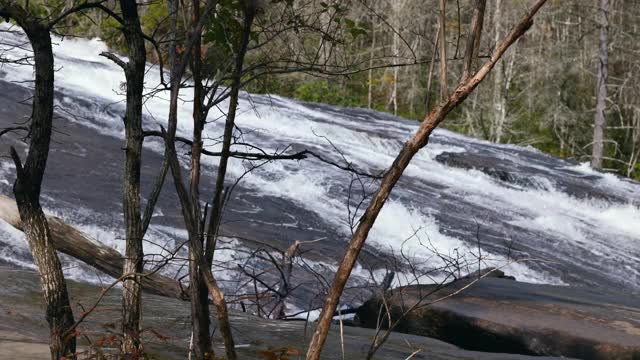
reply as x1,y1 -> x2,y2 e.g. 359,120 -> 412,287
0,194 -> 186,300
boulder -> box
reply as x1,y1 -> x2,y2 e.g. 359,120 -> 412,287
355,274 -> 640,360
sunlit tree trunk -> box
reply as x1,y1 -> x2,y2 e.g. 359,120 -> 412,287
389,2 -> 399,115
367,16 -> 376,109
425,25 -> 439,113
0,3 -> 76,358
438,0 -> 448,101
491,0 -> 507,143
591,0 -> 609,169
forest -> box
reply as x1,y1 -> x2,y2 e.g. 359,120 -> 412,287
0,0 -> 639,359
23,0 -> 640,179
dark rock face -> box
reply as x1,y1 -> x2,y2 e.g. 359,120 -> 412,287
355,276 -> 640,360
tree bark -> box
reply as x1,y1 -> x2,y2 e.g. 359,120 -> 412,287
389,2 -> 399,115
199,4 -> 257,359
367,17 -> 376,109
438,0 -> 448,101
304,1 -> 547,359
161,0 -> 238,358
270,241 -> 300,319
425,25 -> 440,113
491,0 -> 507,143
0,3 -> 76,358
591,0 -> 609,169
187,0 -> 213,357
115,0 -> 148,353
461,0 -> 487,82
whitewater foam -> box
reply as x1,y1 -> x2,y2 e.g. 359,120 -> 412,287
1,22 -> 639,292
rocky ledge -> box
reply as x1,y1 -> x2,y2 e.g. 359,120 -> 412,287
355,269 -> 640,360
0,263 -> 573,359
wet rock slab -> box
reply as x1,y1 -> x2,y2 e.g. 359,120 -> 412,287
356,274 -> 640,360
434,150 -> 637,203
0,263 -> 570,359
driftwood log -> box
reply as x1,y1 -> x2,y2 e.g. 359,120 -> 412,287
0,194 -> 185,300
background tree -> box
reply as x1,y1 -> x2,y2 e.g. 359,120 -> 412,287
591,0 -> 609,169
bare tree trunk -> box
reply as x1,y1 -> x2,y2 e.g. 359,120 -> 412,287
163,1 -> 212,358
187,0 -> 213,357
425,25 -> 440,113
501,45 -> 517,140
114,0 -> 148,353
270,241 -> 300,319
0,3 -> 76,358
461,0 -> 487,82
592,0 -> 609,169
491,0 -> 507,143
629,112 -> 640,177
438,0 -> 448,101
199,5 -> 257,359
162,1 -> 242,359
464,91 -> 480,136
367,17 -> 376,109
304,2 -> 547,358
385,2 -> 399,114
391,11 -> 399,115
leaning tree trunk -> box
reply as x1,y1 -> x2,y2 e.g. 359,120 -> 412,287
305,1 -> 548,358
118,0 -> 147,353
591,0 -> 609,170
0,3 -> 76,358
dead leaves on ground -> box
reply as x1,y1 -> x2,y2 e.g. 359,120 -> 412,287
257,345 -> 300,360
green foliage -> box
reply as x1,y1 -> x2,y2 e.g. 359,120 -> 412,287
294,79 -> 365,107
203,0 -> 247,56
343,18 -> 368,38
140,1 -> 169,35
295,81 -> 341,104
99,16 -> 126,53
31,0 -> 639,181
27,0 -> 63,19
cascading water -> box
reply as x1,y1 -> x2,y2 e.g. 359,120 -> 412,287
1,23 -> 639,308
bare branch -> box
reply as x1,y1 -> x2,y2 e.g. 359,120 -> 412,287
99,51 -> 126,69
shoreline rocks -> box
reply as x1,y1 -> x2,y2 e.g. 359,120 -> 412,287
0,262 -> 574,359
355,271 -> 640,360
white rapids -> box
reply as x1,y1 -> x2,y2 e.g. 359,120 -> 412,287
1,23 -> 639,296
